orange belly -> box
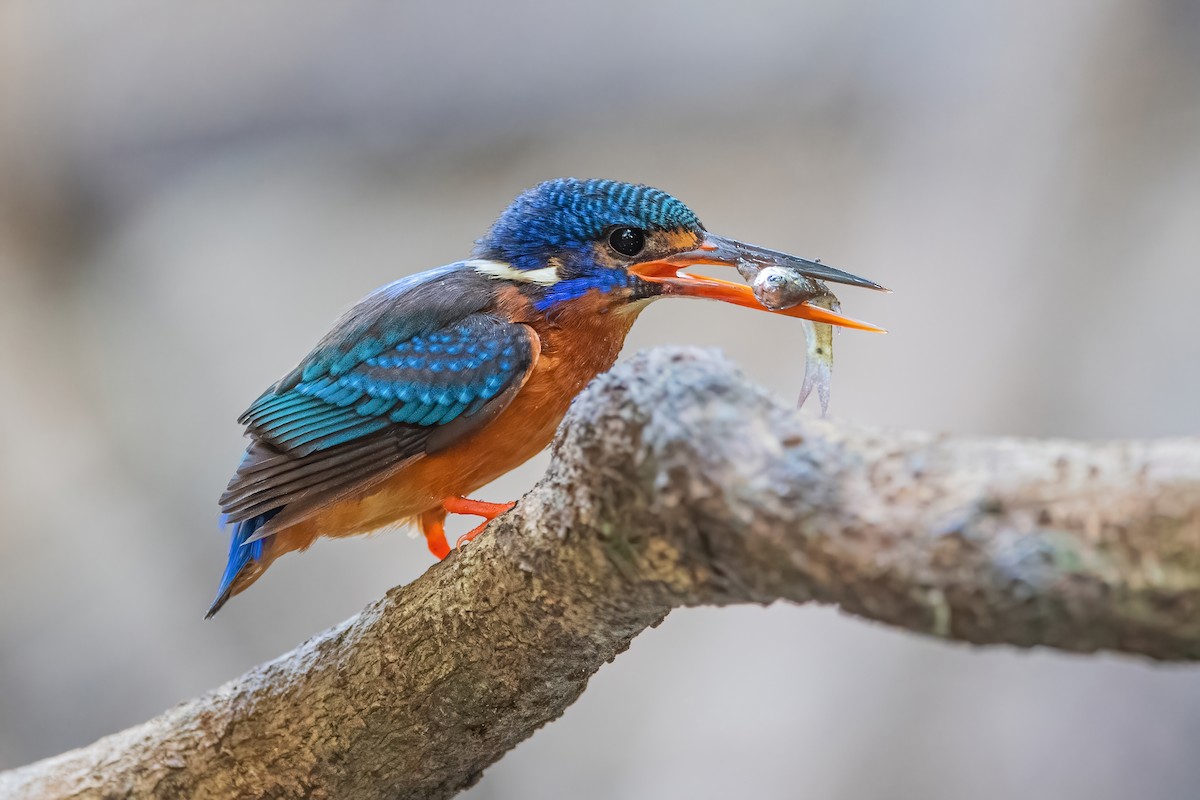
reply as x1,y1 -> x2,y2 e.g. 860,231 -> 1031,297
263,292 -> 640,566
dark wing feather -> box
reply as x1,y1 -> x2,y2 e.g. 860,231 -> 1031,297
219,434 -> 422,524
220,269 -> 537,536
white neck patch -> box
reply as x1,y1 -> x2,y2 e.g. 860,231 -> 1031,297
467,259 -> 561,286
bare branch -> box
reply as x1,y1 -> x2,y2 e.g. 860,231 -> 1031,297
4,348 -> 1199,800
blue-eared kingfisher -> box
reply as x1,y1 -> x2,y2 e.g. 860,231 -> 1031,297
207,178 -> 885,617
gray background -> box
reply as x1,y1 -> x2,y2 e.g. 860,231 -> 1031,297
1,2 -> 1198,797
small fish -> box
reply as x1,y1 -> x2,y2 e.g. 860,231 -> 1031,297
750,266 -> 837,415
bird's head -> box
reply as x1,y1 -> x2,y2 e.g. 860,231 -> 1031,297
472,178 -> 884,329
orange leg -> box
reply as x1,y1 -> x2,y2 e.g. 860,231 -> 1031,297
441,496 -> 516,550
417,507 -> 452,560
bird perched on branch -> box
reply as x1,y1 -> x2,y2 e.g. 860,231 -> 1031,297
208,178 -> 885,617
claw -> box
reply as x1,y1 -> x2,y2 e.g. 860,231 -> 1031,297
455,522 -> 490,550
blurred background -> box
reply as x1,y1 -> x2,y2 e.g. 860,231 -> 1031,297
1,1 -> 1199,797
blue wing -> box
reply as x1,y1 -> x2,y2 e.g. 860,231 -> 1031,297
218,268 -> 537,533
241,314 -> 531,457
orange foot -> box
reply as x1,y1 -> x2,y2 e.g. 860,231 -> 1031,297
417,497 -> 516,560
444,496 -> 516,550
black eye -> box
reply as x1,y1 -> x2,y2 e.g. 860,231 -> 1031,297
608,227 -> 646,257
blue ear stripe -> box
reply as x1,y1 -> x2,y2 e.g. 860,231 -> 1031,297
535,270 -> 633,311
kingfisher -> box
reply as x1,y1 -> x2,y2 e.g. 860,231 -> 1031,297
207,178 -> 885,617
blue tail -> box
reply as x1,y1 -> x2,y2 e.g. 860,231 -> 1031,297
206,510 -> 280,618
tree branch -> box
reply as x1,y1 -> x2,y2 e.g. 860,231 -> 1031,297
4,347 -> 1199,799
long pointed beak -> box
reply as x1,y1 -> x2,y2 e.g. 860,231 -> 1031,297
629,233 -> 888,332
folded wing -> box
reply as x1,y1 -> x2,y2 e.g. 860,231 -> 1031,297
220,307 -> 537,537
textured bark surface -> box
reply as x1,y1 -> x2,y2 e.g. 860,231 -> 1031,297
4,347 -> 1199,799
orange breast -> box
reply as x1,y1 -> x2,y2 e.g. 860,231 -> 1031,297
272,291 -> 641,558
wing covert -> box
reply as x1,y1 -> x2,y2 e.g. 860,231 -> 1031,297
243,315 -> 533,456
220,311 -> 537,530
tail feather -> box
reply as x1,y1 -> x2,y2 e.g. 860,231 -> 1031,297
206,509 -> 280,618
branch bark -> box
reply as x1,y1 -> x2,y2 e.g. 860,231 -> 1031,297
4,347 -> 1199,799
